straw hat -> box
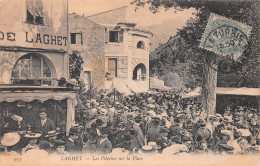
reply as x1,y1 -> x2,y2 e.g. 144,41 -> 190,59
24,133 -> 42,139
45,130 -> 59,138
1,133 -> 20,147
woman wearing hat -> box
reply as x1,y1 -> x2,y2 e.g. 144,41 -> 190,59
0,132 -> 20,155
22,132 -> 41,155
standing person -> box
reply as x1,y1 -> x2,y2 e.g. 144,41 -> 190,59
146,117 -> 161,143
96,127 -> 112,154
126,115 -> 144,151
64,127 -> 81,153
34,107 -> 55,138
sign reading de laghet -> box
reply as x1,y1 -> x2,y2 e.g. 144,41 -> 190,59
0,31 -> 68,46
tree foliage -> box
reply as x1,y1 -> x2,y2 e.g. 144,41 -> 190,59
135,0 -> 260,88
69,51 -> 84,79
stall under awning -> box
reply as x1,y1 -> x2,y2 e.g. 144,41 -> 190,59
0,91 -> 77,135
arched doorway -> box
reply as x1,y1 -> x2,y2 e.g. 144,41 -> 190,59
133,63 -> 146,81
11,53 -> 56,85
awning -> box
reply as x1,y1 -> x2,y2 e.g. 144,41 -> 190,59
182,87 -> 202,98
150,77 -> 171,91
216,87 -> 260,96
105,79 -> 133,96
182,87 -> 260,98
0,91 -> 77,102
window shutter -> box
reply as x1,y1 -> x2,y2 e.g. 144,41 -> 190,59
105,29 -> 109,43
119,30 -> 124,42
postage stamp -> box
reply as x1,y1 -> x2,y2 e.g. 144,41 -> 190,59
200,13 -> 252,60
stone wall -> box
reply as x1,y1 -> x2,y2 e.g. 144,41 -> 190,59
69,14 -> 106,89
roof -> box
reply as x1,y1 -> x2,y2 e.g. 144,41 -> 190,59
69,12 -> 106,29
87,6 -> 127,18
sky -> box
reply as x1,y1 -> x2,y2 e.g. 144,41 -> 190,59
68,0 -> 195,27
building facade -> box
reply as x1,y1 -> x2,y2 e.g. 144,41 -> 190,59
0,0 -> 77,135
87,7 -> 152,92
0,0 -> 69,85
69,13 -> 106,90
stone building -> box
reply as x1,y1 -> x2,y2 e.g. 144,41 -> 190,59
87,6 -> 152,92
69,13 -> 106,90
0,0 -> 77,135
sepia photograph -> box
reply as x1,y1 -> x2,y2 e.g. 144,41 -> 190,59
0,0 -> 259,166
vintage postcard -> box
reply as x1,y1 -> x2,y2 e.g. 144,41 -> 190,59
0,0 -> 259,166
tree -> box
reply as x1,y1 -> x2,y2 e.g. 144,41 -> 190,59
132,0 -> 260,116
69,51 -> 84,79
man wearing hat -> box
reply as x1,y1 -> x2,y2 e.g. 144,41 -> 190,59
168,118 -> 183,140
146,117 -> 161,144
64,127 -> 81,153
96,127 -> 112,154
114,132 -> 135,154
34,107 -> 55,138
82,132 -> 99,154
126,115 -> 144,151
53,140 -> 70,155
39,130 -> 59,154
195,120 -> 211,147
22,132 -> 41,154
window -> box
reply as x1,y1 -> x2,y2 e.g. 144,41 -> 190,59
109,31 -> 123,43
11,54 -> 54,85
71,33 -> 83,44
26,0 -> 44,25
137,41 -> 144,49
108,58 -> 117,77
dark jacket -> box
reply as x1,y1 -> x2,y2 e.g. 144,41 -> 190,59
65,139 -> 81,153
34,118 -> 56,137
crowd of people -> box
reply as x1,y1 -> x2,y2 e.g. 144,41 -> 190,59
0,91 -> 259,156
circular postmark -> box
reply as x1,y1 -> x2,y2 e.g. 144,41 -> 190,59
203,25 -> 248,56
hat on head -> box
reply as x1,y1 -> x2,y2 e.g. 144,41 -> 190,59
95,119 -> 105,126
223,116 -> 233,123
39,107 -> 47,113
100,127 -> 110,135
121,132 -> 134,141
220,144 -> 234,151
220,130 -> 233,136
69,127 -> 79,135
153,118 -> 160,126
100,108 -> 108,115
1,133 -> 20,147
24,132 -> 42,139
135,115 -> 142,121
147,110 -> 156,116
140,145 -> 154,153
160,126 -> 169,133
55,140 -> 66,147
237,129 -> 251,137
215,114 -> 222,118
45,130 -> 59,138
